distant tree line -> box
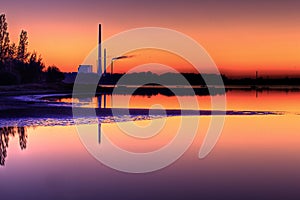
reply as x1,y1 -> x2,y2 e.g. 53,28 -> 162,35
222,76 -> 300,86
107,73 -> 300,86
95,72 -> 227,86
0,14 -> 64,85
75,71 -> 300,87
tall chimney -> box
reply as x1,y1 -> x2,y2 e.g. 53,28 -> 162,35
98,24 -> 102,76
111,60 -> 114,75
104,48 -> 107,75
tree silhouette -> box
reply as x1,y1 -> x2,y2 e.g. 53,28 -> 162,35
8,42 -> 17,60
46,66 -> 65,82
0,14 -> 10,66
0,14 -> 65,85
17,30 -> 29,63
17,51 -> 45,83
5,42 -> 17,73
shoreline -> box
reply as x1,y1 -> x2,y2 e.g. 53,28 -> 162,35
0,91 -> 280,119
0,83 -> 291,120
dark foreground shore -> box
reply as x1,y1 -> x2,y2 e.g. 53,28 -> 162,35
0,96 -> 278,119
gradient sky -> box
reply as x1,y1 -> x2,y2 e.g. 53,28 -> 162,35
1,0 -> 300,76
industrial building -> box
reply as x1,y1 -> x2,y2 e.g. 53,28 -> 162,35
78,65 -> 93,74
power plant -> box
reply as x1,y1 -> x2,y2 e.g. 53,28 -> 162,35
76,24 -> 131,76
78,24 -> 107,76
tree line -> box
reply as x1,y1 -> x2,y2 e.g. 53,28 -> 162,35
0,14 -> 64,85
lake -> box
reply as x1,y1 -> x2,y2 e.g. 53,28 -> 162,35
1,89 -> 300,199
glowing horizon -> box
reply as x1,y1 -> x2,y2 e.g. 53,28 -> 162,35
1,0 -> 300,76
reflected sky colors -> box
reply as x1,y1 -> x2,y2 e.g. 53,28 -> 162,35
59,90 -> 300,113
1,0 -> 300,75
1,113 -> 300,199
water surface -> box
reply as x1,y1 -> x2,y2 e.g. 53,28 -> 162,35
1,90 -> 300,199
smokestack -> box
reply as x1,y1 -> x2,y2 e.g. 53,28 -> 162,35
111,60 -> 114,75
104,48 -> 107,75
98,24 -> 102,76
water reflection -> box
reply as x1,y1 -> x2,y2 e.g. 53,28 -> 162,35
0,124 -> 103,166
98,123 -> 101,144
56,89 -> 300,111
1,90 -> 300,199
97,94 -> 107,109
71,94 -> 108,108
0,126 -> 27,166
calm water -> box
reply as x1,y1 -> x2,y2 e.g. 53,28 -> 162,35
1,90 -> 300,199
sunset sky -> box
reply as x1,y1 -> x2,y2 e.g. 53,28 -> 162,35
1,0 -> 300,76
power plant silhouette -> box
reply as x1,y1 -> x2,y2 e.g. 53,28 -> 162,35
78,24 -> 108,76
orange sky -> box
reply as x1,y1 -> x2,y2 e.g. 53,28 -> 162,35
1,0 -> 300,76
